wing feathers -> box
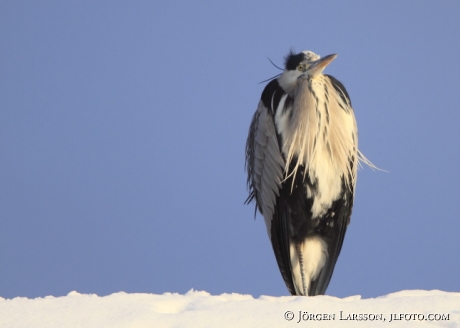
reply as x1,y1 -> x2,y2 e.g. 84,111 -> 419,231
246,101 -> 285,220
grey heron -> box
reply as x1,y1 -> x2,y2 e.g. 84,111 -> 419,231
245,50 -> 368,296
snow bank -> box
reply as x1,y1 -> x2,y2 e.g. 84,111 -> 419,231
0,290 -> 459,327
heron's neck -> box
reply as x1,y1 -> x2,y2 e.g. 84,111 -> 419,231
280,76 -> 358,194
277,70 -> 300,97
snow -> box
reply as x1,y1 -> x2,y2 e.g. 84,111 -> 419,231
0,290 -> 459,328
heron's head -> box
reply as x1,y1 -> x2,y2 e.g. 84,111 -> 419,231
278,50 -> 337,95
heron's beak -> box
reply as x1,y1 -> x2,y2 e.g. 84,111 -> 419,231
308,54 -> 337,78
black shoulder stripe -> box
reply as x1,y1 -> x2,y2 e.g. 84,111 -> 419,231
325,74 -> 352,107
261,79 -> 286,115
283,95 -> 293,115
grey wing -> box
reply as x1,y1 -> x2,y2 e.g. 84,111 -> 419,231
246,100 -> 297,294
245,100 -> 285,233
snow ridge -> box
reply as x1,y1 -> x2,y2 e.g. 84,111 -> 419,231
0,289 -> 459,327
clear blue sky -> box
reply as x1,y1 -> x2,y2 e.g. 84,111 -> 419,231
1,1 -> 460,299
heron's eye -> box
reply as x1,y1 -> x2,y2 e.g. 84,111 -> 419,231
297,65 -> 304,71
